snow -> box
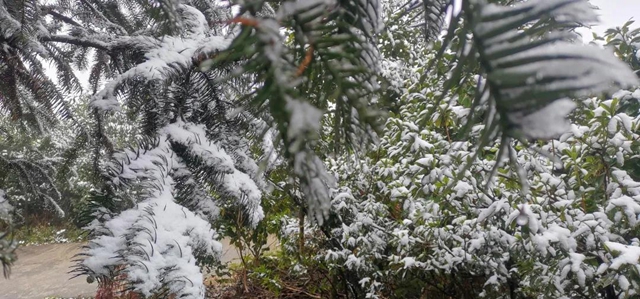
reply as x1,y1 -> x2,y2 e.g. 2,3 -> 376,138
453,181 -> 473,198
286,99 -> 323,151
162,121 -> 264,226
605,242 -> 640,270
90,4 -> 232,111
294,151 -> 335,224
164,122 -> 235,172
619,275 -> 631,291
82,113 -> 266,297
277,0 -> 336,21
569,252 -> 587,287
477,199 -> 509,223
402,256 -> 416,268
606,196 -> 640,227
85,185 -> 221,297
83,134 -> 223,297
507,99 -> 576,139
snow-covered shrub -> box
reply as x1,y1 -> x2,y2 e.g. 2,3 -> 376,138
292,78 -> 640,299
270,2 -> 640,297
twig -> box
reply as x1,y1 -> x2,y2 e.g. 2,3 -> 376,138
227,17 -> 259,27
296,45 -> 314,77
283,285 -> 322,299
46,9 -> 82,27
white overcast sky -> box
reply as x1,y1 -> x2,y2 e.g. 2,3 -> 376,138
579,0 -> 640,40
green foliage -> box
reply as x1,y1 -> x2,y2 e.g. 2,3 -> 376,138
596,19 -> 640,72
11,222 -> 85,246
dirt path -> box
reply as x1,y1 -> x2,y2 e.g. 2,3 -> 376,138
0,237 -> 272,299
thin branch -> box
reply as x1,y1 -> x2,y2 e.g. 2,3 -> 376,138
45,9 -> 82,27
40,35 -> 110,52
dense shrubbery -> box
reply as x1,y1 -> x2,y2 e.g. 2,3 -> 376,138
276,71 -> 640,299
229,8 -> 640,299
